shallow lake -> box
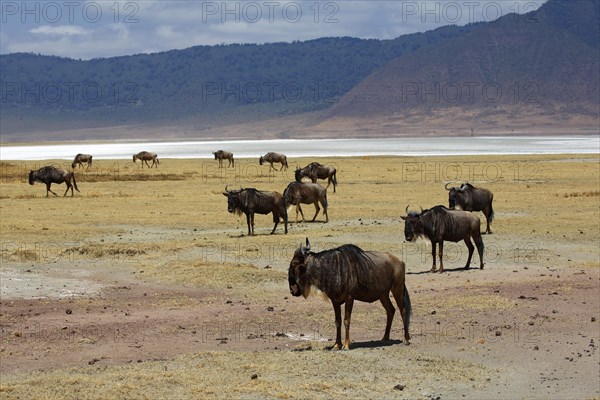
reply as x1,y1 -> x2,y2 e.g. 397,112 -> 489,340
1,136 -> 598,160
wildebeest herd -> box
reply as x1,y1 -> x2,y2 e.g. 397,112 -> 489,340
27,149 -> 496,349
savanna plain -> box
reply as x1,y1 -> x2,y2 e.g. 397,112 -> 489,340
0,153 -> 598,400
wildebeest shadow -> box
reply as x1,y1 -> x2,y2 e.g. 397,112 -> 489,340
407,266 -> 475,275
228,233 -> 286,238
326,339 -> 403,350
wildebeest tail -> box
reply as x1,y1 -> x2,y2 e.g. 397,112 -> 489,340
71,172 -> 80,192
488,200 -> 494,222
404,284 -> 411,327
332,171 -> 338,190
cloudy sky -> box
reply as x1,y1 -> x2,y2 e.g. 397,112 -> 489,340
1,1 -> 546,59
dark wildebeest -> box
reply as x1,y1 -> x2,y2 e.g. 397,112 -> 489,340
133,151 -> 159,168
295,162 -> 337,192
71,154 -> 93,170
402,205 -> 484,273
259,152 -> 288,171
28,166 -> 80,197
223,187 -> 288,235
283,181 -> 328,223
213,150 -> 234,168
445,182 -> 495,234
288,238 -> 411,350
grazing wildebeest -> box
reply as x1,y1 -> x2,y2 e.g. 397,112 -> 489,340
283,181 -> 328,223
445,182 -> 495,234
28,166 -> 80,197
295,162 -> 337,192
402,205 -> 484,273
288,238 -> 411,350
259,152 -> 288,171
71,154 -> 93,170
213,150 -> 234,168
133,151 -> 159,168
223,187 -> 288,235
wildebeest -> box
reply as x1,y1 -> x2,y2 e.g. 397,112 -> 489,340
223,187 -> 288,235
71,154 -> 93,170
402,205 -> 484,273
213,150 -> 234,168
259,152 -> 288,171
295,162 -> 337,192
28,166 -> 80,197
283,181 -> 329,223
288,238 -> 411,349
445,182 -> 494,234
133,151 -> 159,168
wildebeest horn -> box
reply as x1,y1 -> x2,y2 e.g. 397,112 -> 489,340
224,185 -> 230,193
444,182 -> 453,190
405,205 -> 410,214
420,206 -> 424,213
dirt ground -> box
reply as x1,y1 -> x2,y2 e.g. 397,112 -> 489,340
0,154 -> 598,399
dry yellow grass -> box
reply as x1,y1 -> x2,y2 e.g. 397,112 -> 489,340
0,347 -> 490,400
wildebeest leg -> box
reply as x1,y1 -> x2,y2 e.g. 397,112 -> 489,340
46,183 -> 57,197
271,212 -> 280,235
430,240 -> 437,272
332,301 -> 343,350
296,204 -> 305,222
343,298 -> 354,350
323,201 -> 328,223
484,208 -> 492,234
464,237 -> 475,269
392,284 -> 411,345
311,201 -> 320,222
63,181 -> 73,196
379,295 -> 396,342
438,241 -> 444,273
474,234 -> 485,269
245,213 -> 252,236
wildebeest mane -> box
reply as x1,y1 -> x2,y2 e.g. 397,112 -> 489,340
306,244 -> 376,299
415,205 -> 463,240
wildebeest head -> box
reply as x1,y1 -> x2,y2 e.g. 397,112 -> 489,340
445,182 -> 460,209
259,156 -> 264,165
288,238 -> 311,297
28,170 -> 35,185
222,186 -> 243,214
213,152 -> 218,160
401,206 -> 424,242
132,154 -> 137,163
294,166 -> 302,182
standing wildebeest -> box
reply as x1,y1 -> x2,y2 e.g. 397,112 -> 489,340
402,205 -> 484,273
29,166 -> 80,197
288,238 -> 411,350
445,182 -> 494,234
283,181 -> 329,223
295,162 -> 337,192
71,154 -> 93,170
213,150 -> 234,168
133,151 -> 159,168
259,152 -> 288,171
223,187 -> 288,235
